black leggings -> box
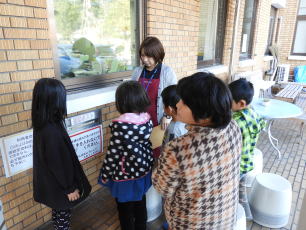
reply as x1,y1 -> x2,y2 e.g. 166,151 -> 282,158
52,209 -> 71,230
116,195 -> 147,230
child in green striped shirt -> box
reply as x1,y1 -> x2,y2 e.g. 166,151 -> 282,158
229,78 -> 266,221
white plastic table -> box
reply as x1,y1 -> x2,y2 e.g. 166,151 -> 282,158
251,98 -> 303,158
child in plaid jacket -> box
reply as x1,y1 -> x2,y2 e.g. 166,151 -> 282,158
229,78 -> 266,220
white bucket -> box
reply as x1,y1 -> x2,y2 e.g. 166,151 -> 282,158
249,173 -> 292,228
234,203 -> 246,230
146,186 -> 163,222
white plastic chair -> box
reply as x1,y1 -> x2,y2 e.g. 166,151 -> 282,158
232,71 -> 275,98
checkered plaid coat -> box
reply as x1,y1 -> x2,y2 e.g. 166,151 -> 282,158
152,120 -> 242,230
233,107 -> 266,174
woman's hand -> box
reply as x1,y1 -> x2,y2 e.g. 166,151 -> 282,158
161,116 -> 171,130
67,189 -> 80,201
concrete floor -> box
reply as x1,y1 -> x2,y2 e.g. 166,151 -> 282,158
37,94 -> 306,230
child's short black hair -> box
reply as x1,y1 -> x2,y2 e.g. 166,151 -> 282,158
228,78 -> 254,105
115,81 -> 150,114
177,72 -> 232,128
32,78 -> 67,130
161,85 -> 180,110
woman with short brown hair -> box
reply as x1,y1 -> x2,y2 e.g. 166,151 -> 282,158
132,36 -> 177,135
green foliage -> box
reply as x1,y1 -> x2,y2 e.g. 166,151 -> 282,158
88,0 -> 105,18
55,0 -> 133,78
54,0 -> 82,42
72,37 -> 96,61
96,45 -> 115,57
102,0 -> 132,40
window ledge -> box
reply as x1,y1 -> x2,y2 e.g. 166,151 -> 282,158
288,56 -> 306,61
239,59 -> 255,67
198,65 -> 229,75
263,56 -> 274,61
272,0 -> 286,8
67,85 -> 117,114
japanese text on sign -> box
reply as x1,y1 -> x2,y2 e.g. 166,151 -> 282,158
70,126 -> 102,161
0,130 -> 33,178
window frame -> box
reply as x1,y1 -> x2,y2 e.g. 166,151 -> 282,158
239,0 -> 258,60
47,0 -> 147,93
291,0 -> 306,56
274,16 -> 282,44
265,6 -> 277,55
197,0 -> 228,68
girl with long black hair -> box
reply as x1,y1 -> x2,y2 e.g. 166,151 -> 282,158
32,78 -> 91,230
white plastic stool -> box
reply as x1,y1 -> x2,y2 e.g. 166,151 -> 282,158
146,186 -> 162,222
234,203 -> 246,230
245,148 -> 263,187
249,173 -> 292,228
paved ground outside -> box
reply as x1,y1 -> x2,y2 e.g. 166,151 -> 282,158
37,94 -> 306,230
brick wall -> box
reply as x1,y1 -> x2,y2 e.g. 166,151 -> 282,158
278,0 -> 306,74
146,0 -> 200,79
0,1 -> 53,229
0,0 -> 51,138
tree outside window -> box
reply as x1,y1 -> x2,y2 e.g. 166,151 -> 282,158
50,0 -> 144,91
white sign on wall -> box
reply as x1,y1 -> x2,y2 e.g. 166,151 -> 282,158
0,125 -> 103,178
70,126 -> 102,161
0,130 -> 33,178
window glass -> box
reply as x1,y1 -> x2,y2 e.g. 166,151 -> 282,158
274,17 -> 281,44
293,20 -> 306,54
298,0 -> 306,15
54,0 -> 138,79
240,0 -> 256,59
198,0 -> 218,63
197,0 -> 227,66
292,0 -> 306,55
265,7 -> 277,55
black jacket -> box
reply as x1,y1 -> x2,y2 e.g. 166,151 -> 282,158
33,122 -> 91,210
99,116 -> 153,182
